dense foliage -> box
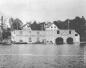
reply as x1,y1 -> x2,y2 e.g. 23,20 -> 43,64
10,18 -> 23,30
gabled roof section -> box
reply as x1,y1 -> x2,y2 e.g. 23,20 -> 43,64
45,22 -> 58,28
21,22 -> 31,29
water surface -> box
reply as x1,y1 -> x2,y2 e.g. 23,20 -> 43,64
0,43 -> 85,68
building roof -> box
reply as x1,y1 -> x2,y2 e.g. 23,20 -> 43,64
45,22 -> 57,28
21,22 -> 31,29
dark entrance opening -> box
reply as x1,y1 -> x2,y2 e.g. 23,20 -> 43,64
67,37 -> 73,44
55,37 -> 63,45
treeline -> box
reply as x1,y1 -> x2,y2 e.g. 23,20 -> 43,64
9,16 -> 86,33
54,16 -> 86,34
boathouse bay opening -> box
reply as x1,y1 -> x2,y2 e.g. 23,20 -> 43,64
55,37 -> 63,44
67,37 -> 73,44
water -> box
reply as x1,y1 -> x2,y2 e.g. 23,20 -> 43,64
0,43 -> 85,68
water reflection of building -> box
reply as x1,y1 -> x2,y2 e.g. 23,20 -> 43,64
11,23 -> 80,44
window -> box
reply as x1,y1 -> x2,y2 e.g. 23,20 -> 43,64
37,32 -> 39,34
20,31 -> 23,34
29,38 -> 32,42
69,31 -> 71,34
20,40 -> 23,42
54,26 -> 56,28
75,34 -> 78,36
57,30 -> 60,34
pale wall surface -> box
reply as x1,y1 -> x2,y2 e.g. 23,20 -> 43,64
11,30 -> 80,44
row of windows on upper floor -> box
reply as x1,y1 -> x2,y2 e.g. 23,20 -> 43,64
17,37 -> 41,43
50,26 -> 57,28
57,30 -> 78,36
13,30 -> 78,36
46,26 -> 57,28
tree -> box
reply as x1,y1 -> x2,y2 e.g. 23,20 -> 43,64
31,21 -> 41,30
53,20 -> 68,29
2,28 -> 11,40
9,18 -> 23,30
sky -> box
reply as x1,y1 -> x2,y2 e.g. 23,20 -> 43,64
0,0 -> 86,23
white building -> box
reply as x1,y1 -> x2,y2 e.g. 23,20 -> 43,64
45,22 -> 59,31
11,30 -> 45,44
11,22 -> 80,44
11,29 -> 80,44
55,30 -> 80,44
22,23 -> 31,30
11,23 -> 32,43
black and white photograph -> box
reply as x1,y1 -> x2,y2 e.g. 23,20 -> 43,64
0,0 -> 85,68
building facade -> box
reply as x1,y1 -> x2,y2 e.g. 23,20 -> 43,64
11,29 -> 80,44
11,22 -> 80,44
